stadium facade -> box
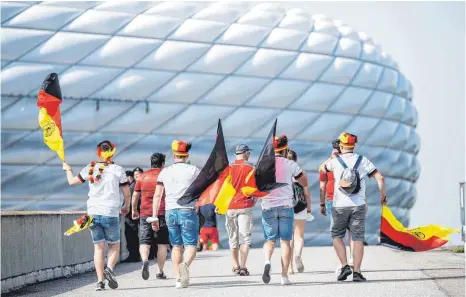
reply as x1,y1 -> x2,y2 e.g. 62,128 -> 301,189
1,1 -> 420,245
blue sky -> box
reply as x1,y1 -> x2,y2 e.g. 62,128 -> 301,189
280,1 -> 465,244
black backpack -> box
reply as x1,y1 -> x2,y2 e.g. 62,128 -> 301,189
293,182 -> 307,213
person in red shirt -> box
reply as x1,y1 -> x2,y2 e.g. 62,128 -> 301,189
225,144 -> 257,276
131,153 -> 169,281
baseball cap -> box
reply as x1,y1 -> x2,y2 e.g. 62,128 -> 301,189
235,144 -> 252,154
338,132 -> 358,148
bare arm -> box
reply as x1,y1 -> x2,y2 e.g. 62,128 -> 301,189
132,191 -> 141,219
296,171 -> 308,187
304,185 -> 311,212
319,180 -> 327,216
62,163 -> 84,186
318,157 -> 332,173
152,185 -> 164,218
120,185 -> 131,215
372,171 -> 387,204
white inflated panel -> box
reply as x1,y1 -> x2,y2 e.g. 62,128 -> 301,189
278,14 -> 313,31
63,10 -> 133,34
4,5 -> 82,30
118,15 -> 183,39
385,95 -> 406,121
148,72 -> 223,103
144,2 -> 204,19
262,28 -> 308,51
301,32 -> 338,55
246,79 -> 309,108
365,120 -> 400,146
1,2 -> 30,23
298,113 -> 353,141
378,68 -> 399,93
215,107 -> 277,137
169,19 -> 228,43
320,57 -> 361,85
344,116 -> 380,141
329,87 -> 372,114
359,91 -> 393,118
334,38 -> 361,59
280,53 -> 333,81
290,82 -> 344,111
252,110 -> 319,138
352,63 -> 384,89
193,7 -> 243,23
1,28 -> 54,60
217,23 -> 270,47
237,10 -> 283,27
93,1 -> 156,14
236,48 -> 297,78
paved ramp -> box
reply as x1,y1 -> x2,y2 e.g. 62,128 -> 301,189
4,246 -> 464,297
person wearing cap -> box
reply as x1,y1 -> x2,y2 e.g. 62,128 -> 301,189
121,170 -> 141,263
319,132 -> 387,282
261,135 -> 309,286
62,140 -> 130,291
225,144 -> 256,276
150,140 -> 200,289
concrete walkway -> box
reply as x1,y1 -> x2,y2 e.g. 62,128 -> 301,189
4,246 -> 465,297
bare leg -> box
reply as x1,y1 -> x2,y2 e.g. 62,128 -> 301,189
280,240 -> 292,277
139,244 -> 151,262
352,241 -> 364,272
172,246 -> 183,279
239,244 -> 249,268
183,246 -> 197,266
288,224 -> 295,274
107,243 -> 120,270
157,244 -> 168,273
294,220 -> 305,258
203,243 -> 209,250
333,238 -> 348,266
263,241 -> 275,262
94,242 -> 105,282
231,247 -> 240,268
211,243 -> 219,251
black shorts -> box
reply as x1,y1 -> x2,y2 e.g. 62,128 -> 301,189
140,216 -> 170,245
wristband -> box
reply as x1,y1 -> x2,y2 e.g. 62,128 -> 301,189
320,203 -> 325,207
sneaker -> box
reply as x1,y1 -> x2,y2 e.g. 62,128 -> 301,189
156,271 -> 167,279
142,261 -> 150,280
281,276 -> 291,286
337,265 -> 353,281
175,279 -> 182,289
295,256 -> 304,273
179,262 -> 189,288
104,267 -> 118,289
262,262 -> 271,284
95,281 -> 105,291
353,271 -> 367,282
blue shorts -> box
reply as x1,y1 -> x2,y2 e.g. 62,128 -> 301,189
89,215 -> 120,244
261,206 -> 294,242
166,208 -> 199,247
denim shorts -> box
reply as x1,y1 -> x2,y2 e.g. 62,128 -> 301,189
261,206 -> 294,242
89,215 -> 120,244
166,208 -> 199,247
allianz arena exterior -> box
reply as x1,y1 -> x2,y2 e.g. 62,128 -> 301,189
1,1 -> 420,245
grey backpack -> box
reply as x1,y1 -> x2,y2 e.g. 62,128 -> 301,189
335,155 -> 363,195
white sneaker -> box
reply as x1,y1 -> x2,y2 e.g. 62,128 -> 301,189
175,280 -> 182,289
295,256 -> 304,273
281,276 -> 291,285
179,262 -> 189,288
335,265 -> 342,277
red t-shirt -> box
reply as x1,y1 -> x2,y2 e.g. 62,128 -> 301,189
228,160 -> 256,209
134,168 -> 165,217
319,172 -> 335,201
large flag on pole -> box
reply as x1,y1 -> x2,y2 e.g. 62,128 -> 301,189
177,120 -> 233,208
37,73 -> 65,161
380,205 -> 459,252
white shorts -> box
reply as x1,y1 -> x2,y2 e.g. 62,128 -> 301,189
294,209 -> 307,220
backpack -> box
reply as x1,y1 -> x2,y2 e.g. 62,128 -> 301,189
335,155 -> 363,196
293,182 -> 307,213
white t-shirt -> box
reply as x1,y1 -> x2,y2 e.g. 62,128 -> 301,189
156,162 -> 200,210
325,153 -> 377,207
79,163 -> 128,217
261,157 -> 303,210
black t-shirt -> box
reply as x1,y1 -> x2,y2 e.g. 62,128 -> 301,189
199,204 -> 217,228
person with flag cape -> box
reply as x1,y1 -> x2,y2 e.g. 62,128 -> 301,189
37,73 -> 65,161
380,205 -> 459,252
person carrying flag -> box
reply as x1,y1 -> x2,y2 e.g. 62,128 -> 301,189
131,153 -> 170,281
150,141 -> 200,289
225,144 -> 256,276
319,132 -> 386,282
62,140 -> 131,291
261,135 -> 309,286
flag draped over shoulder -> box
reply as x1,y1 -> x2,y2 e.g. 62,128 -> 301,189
37,73 -> 65,161
252,119 -> 287,193
380,205 -> 459,252
177,120 -> 234,212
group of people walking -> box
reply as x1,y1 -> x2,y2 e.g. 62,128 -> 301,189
61,130 -> 387,291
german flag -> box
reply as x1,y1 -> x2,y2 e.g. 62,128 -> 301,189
177,119 -> 234,211
37,73 -> 65,161
380,205 -> 459,252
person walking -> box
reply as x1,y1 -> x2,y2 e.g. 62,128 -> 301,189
62,140 -> 130,291
225,144 -> 256,276
122,170 -> 140,263
151,140 -> 200,289
319,132 -> 386,282
199,204 -> 219,251
261,135 -> 309,285
131,153 -> 170,280
286,149 -> 311,275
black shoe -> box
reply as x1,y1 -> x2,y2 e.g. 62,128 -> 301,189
363,241 -> 369,246
197,245 -> 203,252
142,261 -> 150,280
337,265 -> 353,281
95,281 -> 105,291
104,267 -> 118,289
262,263 -> 271,284
353,271 -> 367,282
156,272 -> 167,279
